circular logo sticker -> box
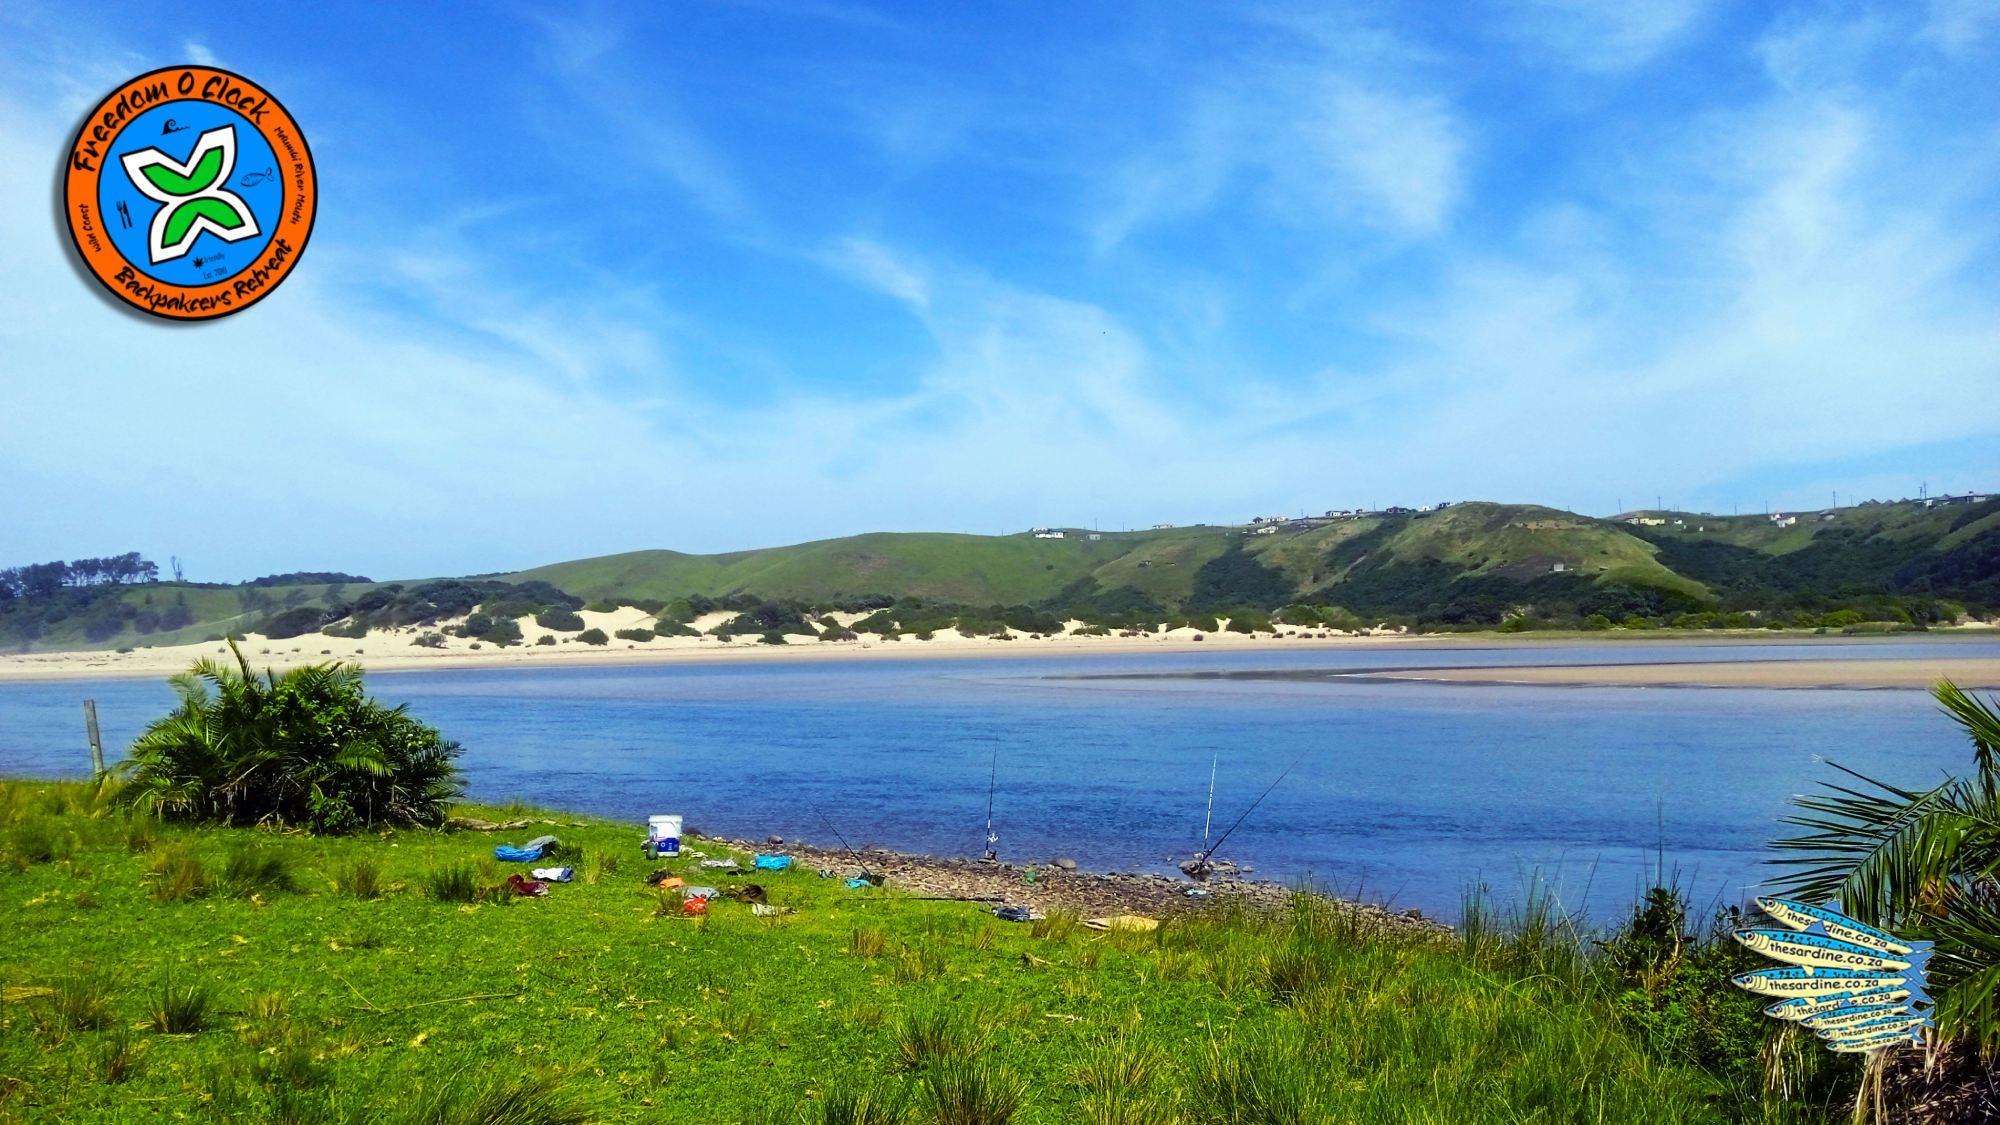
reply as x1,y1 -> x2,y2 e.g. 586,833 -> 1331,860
63,66 -> 316,321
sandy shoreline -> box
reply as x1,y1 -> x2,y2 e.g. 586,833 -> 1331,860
1356,657 -> 2000,690
0,617 -> 1993,687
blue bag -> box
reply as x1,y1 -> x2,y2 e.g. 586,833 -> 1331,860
753,855 -> 792,871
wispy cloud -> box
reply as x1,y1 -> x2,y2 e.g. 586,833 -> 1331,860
1504,0 -> 1710,72
1091,12 -> 1467,251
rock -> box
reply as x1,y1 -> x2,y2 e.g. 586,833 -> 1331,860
1052,857 -> 1077,871
767,835 -> 784,845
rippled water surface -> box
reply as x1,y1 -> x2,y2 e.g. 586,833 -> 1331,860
5,638 -> 1995,922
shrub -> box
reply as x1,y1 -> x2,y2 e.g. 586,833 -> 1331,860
412,632 -> 447,648
535,635 -> 556,646
534,608 -> 585,632
120,641 -> 463,833
577,628 -> 609,646
761,631 -> 789,645
400,1073 -> 591,1125
614,628 -> 655,643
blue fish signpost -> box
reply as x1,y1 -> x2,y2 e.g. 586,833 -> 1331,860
1731,897 -> 1932,1054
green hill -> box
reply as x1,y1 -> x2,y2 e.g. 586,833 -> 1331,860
3,496 -> 1994,651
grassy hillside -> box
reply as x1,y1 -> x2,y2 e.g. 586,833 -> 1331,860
5,496 -> 1992,652
0,779 -> 1837,1124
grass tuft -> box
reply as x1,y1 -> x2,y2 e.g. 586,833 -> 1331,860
398,1072 -> 592,1125
921,1056 -> 1024,1125
33,974 -> 115,1039
1030,911 -> 1079,941
144,844 -> 208,902
421,864 -> 480,904
149,977 -> 213,1034
893,1006 -> 992,1072
94,1029 -> 144,1085
848,927 -> 888,958
220,845 -> 299,897
336,858 -> 384,899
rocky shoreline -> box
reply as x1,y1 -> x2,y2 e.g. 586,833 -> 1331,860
701,832 -> 1446,936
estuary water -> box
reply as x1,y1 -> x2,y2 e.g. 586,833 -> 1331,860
4,638 -> 1995,924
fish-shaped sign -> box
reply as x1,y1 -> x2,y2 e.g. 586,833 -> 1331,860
1764,987 -> 1910,1022
1732,966 -> 1917,998
1801,1004 -> 1904,1031
1755,899 -> 1932,959
1733,900 -> 1931,1055
1828,1028 -> 1926,1053
1734,927 -> 1915,973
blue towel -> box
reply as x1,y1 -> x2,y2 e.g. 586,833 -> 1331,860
753,855 -> 791,871
494,844 -> 544,862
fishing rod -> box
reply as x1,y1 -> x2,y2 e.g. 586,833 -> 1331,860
805,797 -> 877,882
1185,748 -> 1311,880
983,744 -> 999,862
1202,754 -> 1217,857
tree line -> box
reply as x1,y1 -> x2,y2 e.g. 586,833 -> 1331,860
0,552 -> 159,601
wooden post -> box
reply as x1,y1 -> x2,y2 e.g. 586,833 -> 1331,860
83,699 -> 104,775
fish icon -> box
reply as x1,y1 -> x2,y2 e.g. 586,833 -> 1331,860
1801,1004 -> 1903,1031
238,167 -> 274,187
1734,927 -> 1915,973
1731,966 -> 1918,999
1756,898 -> 1932,959
1827,1028 -> 1925,1053
1818,1014 -> 1929,1042
1764,987 -> 1910,1022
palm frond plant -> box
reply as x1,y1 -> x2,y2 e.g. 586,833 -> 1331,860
1769,680 -> 2000,1052
119,640 -> 463,833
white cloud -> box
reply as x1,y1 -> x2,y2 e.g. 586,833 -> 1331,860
1092,24 -> 1467,249
1506,0 -> 1709,72
181,39 -> 218,67
1922,0 -> 2000,52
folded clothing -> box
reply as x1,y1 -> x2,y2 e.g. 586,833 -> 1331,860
505,873 -> 549,897
531,867 -> 574,883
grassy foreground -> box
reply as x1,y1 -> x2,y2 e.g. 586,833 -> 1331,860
1,779 -> 1829,1124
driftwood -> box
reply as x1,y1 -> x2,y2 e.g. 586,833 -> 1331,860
446,816 -> 583,831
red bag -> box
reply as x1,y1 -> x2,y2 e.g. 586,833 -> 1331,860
681,895 -> 709,916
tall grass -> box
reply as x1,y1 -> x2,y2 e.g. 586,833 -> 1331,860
395,1073 -> 591,1125
220,845 -> 299,897
144,844 -> 208,902
921,1057 -> 1024,1125
421,864 -> 480,903
150,977 -> 214,1034
893,1006 -> 992,1071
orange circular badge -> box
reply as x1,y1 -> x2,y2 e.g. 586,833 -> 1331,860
63,65 -> 316,321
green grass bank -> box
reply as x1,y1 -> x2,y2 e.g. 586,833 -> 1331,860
0,779 -> 1842,1124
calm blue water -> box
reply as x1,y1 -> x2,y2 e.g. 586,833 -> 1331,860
4,638 -> 1995,924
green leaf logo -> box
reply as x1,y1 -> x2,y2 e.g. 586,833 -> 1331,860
119,126 -> 260,264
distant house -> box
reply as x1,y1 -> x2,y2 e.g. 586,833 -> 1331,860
1626,517 -> 1666,527
1417,505 -> 1434,513
1550,562 -> 1567,573
1938,493 -> 1993,506
1383,506 -> 1414,516
1085,533 -> 1102,541
1151,523 -> 1174,529
1436,501 -> 1452,510
1819,511 -> 1838,521
1773,516 -> 1797,528
1031,527 -> 1066,539
1252,525 -> 1278,535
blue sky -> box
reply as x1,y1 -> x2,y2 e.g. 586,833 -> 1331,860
2,1 -> 1996,581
